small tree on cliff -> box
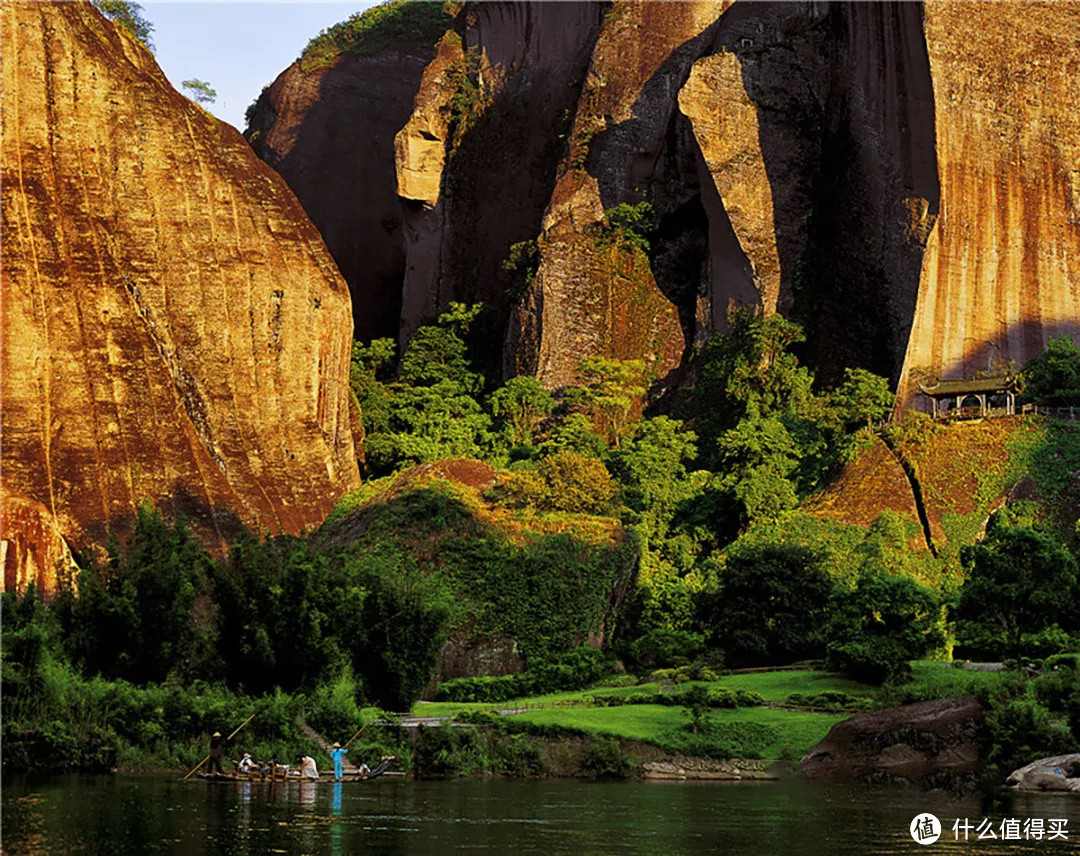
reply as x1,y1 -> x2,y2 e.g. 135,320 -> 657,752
182,79 -> 218,105
92,0 -> 154,51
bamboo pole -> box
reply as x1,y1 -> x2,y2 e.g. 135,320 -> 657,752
342,720 -> 371,750
182,712 -> 257,780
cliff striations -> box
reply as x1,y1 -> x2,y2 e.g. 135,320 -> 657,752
247,0 -> 1080,403
899,0 -> 1080,404
1,1 -> 360,594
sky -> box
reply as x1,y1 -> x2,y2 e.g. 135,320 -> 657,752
144,2 -> 378,130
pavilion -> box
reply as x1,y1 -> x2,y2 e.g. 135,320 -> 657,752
917,377 -> 1021,419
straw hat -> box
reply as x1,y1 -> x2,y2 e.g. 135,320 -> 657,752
212,732 -> 221,737
332,742 -> 341,748
243,753 -> 252,760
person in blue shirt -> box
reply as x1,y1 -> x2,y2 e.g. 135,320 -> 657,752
329,742 -> 349,781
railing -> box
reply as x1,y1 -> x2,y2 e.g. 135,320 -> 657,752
1021,404 -> 1080,421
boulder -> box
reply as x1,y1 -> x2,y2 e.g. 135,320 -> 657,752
802,695 -> 987,783
1006,755 -> 1080,794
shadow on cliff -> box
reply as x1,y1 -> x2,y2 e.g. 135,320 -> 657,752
77,484 -> 249,563
247,53 -> 432,344
749,0 -> 939,387
584,12 -> 736,356
585,2 -> 942,389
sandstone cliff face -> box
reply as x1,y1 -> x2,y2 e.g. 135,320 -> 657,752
396,1 -> 605,366
899,0 -> 1080,404
678,1 -> 938,384
246,28 -> 442,343
1,1 -> 360,593
506,1 -> 729,387
250,0 -> 1079,406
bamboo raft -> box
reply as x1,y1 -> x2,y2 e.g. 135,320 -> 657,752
197,756 -> 397,783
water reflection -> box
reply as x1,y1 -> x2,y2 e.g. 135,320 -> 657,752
3,774 -> 1079,856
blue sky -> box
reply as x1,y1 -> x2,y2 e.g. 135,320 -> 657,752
145,2 -> 378,130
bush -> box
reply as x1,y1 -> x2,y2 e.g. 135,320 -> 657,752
434,647 -> 613,703
579,737 -> 635,779
826,573 -> 944,685
625,629 -> 705,670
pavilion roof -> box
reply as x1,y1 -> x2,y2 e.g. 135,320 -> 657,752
917,376 -> 1019,397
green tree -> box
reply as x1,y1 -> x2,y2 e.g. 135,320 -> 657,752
607,416 -> 698,514
573,356 -> 649,448
715,415 -> 800,526
957,525 -> 1079,657
1019,336 -> 1080,405
825,572 -> 944,684
698,543 -> 834,666
182,79 -> 217,105
92,0 -> 154,50
828,367 -> 895,430
490,376 -> 554,447
60,506 -> 217,685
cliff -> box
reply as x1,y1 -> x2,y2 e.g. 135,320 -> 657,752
1,1 -> 360,594
899,0 -> 1080,404
253,0 -> 1079,399
245,1 -> 451,342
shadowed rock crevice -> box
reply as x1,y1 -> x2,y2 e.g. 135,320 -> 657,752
681,1 -> 939,386
246,46 -> 437,343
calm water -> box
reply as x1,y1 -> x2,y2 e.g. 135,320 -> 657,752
3,774 -> 1079,855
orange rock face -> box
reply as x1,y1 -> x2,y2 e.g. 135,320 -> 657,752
900,1 -> 1080,403
1,1 -> 360,593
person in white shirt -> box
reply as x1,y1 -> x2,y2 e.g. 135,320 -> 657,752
294,754 -> 319,781
238,753 -> 258,774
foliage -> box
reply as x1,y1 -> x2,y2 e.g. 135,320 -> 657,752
496,451 -> 618,514
1018,336 -> 1080,405
957,525 -> 1079,658
596,202 -> 655,252
490,376 -> 554,446
571,356 -> 650,448
502,239 -> 540,304
92,0 -> 154,51
300,0 -> 451,71
434,647 -> 613,703
698,543 -> 834,666
56,506 -> 218,685
825,573 -> 945,684
181,79 -> 217,105
624,628 -> 705,670
443,45 -> 489,152
357,304 -> 494,476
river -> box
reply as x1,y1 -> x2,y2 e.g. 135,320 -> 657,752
3,774 -> 1078,854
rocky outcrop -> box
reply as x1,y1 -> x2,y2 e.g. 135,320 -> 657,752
507,1 -> 729,386
1,495 -> 78,595
1006,754 -> 1080,793
1,1 -> 360,593
397,1 -> 606,369
802,695 -> 987,783
899,1 -> 1080,405
248,0 -> 1079,402
246,5 -> 449,342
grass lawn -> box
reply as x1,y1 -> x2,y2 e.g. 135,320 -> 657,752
900,661 -> 1014,698
412,662 -> 1016,760
513,705 -> 846,759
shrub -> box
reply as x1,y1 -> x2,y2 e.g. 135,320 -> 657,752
579,737 -> 635,779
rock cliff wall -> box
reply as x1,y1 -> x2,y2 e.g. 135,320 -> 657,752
899,0 -> 1080,404
396,1 -> 606,367
250,0 -> 1080,400
1,1 -> 360,593
245,5 -> 449,342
